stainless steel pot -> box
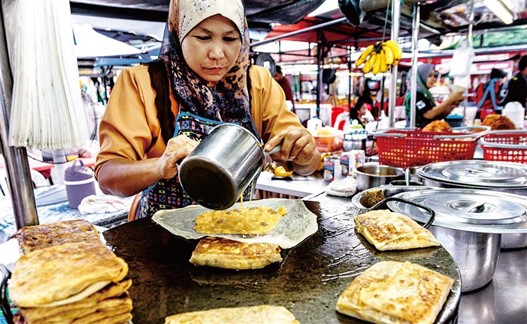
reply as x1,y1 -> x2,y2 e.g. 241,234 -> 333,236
418,160 -> 527,249
429,226 -> 501,292
388,188 -> 527,292
179,124 -> 264,210
355,164 -> 404,192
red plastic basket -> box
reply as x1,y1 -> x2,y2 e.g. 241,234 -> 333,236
373,127 -> 489,168
480,130 -> 527,164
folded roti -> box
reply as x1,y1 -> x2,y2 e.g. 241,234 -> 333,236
10,241 -> 128,307
66,301 -> 132,324
22,297 -> 132,324
190,237 -> 282,270
14,219 -> 100,255
165,305 -> 299,324
73,311 -> 133,324
336,261 -> 454,324
20,280 -> 132,322
354,210 -> 440,251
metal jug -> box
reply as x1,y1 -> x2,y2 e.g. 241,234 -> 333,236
178,123 -> 264,210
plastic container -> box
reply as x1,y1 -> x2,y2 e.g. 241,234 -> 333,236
446,114 -> 464,127
314,130 -> 343,152
307,116 -> 322,134
502,102 -> 525,130
372,126 -> 489,168
64,160 -> 96,209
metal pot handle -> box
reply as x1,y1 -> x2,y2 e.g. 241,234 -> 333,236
368,196 -> 435,229
0,264 -> 13,324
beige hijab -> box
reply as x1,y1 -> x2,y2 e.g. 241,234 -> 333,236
160,0 -> 255,134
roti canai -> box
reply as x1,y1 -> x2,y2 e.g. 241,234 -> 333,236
194,206 -> 287,235
354,209 -> 440,251
336,261 -> 454,324
165,305 -> 299,324
189,236 -> 282,270
13,219 -> 100,255
9,241 -> 128,308
19,280 -> 132,323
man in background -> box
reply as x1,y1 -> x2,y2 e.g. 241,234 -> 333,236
274,65 -> 296,113
501,55 -> 527,108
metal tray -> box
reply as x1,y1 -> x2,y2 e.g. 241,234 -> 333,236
98,200 -> 461,324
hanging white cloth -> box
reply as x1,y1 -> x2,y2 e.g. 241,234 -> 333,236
3,0 -> 88,149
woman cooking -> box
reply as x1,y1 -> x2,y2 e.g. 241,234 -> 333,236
405,64 -> 464,128
94,0 -> 321,219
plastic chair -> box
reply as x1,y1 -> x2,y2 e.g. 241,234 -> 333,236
0,169 -> 49,196
333,111 -> 350,131
30,169 -> 50,188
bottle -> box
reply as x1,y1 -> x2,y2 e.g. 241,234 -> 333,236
307,116 -> 322,134
348,122 -> 366,151
502,102 -> 525,130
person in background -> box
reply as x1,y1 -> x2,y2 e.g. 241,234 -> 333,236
474,68 -> 507,119
94,0 -> 321,219
349,95 -> 372,128
501,55 -> 527,108
405,64 -> 464,128
273,65 -> 296,113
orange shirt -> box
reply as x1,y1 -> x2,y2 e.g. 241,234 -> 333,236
95,65 -> 302,179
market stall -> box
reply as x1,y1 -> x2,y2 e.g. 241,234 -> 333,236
1,1 -> 527,324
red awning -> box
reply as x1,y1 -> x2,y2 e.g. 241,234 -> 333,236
265,17 -> 385,47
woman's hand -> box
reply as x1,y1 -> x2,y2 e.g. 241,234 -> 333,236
448,90 -> 465,105
157,135 -> 199,179
264,126 -> 321,176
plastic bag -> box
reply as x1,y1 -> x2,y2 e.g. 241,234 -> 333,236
450,40 -> 474,78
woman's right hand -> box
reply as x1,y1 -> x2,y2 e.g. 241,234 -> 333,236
448,90 -> 465,105
157,135 -> 199,179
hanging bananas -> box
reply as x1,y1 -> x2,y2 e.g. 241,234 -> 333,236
355,40 -> 403,75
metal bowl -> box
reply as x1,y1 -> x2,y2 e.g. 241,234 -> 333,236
355,164 -> 405,192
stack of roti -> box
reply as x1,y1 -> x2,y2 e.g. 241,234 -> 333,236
9,220 -> 133,324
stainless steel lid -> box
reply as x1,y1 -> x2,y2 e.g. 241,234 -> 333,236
418,160 -> 527,188
387,188 -> 527,234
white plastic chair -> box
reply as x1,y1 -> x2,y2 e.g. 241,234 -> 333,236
30,169 -> 50,188
0,169 -> 50,196
333,111 -> 350,131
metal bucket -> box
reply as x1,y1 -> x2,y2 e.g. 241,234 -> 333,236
179,124 -> 264,210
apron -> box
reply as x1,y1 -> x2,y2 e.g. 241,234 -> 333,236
135,111 -> 260,219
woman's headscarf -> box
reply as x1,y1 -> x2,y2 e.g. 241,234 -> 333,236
159,0 -> 256,135
416,63 -> 436,102
405,63 -> 436,121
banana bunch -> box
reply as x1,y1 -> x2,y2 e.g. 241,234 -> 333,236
355,40 -> 402,75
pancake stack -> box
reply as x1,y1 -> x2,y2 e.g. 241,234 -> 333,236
9,220 -> 133,324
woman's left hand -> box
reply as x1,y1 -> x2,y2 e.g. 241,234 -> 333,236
264,126 -> 321,176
